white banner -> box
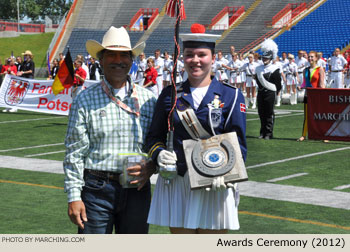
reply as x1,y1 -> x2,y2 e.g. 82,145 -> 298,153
0,75 -> 98,116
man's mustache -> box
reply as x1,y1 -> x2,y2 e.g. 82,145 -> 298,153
108,63 -> 128,69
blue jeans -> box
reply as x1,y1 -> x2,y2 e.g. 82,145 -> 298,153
78,172 -> 151,234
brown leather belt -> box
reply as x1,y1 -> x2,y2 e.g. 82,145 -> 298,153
85,169 -> 121,182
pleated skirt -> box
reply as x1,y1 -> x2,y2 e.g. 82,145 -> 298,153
147,172 -> 240,230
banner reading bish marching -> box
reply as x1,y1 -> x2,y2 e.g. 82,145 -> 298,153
0,74 -> 98,116
307,88 -> 350,141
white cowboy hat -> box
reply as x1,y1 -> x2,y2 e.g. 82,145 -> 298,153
22,50 -> 34,57
86,26 -> 145,59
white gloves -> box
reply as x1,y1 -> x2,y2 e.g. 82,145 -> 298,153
157,150 -> 177,168
206,176 -> 235,192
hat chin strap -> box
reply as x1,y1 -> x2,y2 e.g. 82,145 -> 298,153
263,58 -> 272,65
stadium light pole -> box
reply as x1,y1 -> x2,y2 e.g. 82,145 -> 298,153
17,0 -> 20,33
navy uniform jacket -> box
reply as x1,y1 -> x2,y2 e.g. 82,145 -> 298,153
146,78 -> 247,176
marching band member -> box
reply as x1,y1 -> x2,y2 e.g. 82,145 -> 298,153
241,53 -> 259,109
213,50 -> 229,82
163,51 -> 173,88
256,39 -> 282,140
285,54 -> 299,105
227,53 -> 243,88
135,52 -> 147,85
146,24 -> 247,234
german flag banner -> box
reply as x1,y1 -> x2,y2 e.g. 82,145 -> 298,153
52,50 -> 74,95
307,88 -> 350,141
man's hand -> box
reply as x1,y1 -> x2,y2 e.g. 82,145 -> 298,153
127,160 -> 156,190
68,201 -> 87,229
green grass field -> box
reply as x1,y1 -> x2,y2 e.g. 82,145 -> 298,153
0,33 -> 54,68
0,105 -> 349,234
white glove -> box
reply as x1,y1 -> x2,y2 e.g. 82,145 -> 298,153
157,150 -> 177,168
206,177 -> 235,192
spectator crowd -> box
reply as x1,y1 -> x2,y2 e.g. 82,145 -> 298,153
1,45 -> 349,109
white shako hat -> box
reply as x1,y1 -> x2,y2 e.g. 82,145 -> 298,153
179,24 -> 221,50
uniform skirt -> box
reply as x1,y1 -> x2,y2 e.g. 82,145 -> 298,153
286,74 -> 297,86
147,172 -> 240,230
246,76 -> 257,87
230,72 -> 242,84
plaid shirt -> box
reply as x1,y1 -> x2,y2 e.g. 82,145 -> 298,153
63,78 -> 157,202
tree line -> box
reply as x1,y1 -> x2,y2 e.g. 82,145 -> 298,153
0,0 -> 73,24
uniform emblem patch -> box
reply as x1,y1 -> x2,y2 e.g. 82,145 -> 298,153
210,108 -> 222,128
176,98 -> 187,111
240,103 -> 246,113
99,110 -> 106,117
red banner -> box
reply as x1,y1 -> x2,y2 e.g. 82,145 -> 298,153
307,88 -> 350,141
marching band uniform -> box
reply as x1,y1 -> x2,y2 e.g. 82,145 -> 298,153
228,58 -> 243,86
329,53 -> 347,88
146,25 -> 247,231
273,59 -> 285,106
256,39 -> 282,140
213,57 -> 229,82
136,57 -> 147,85
317,58 -> 327,69
146,78 -> 247,230
281,57 -> 289,91
285,58 -> 298,105
163,57 -> 173,85
175,60 -> 184,83
241,61 -> 259,108
295,55 -> 308,86
154,55 -> 164,96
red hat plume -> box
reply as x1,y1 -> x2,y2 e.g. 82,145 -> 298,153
191,23 -> 205,33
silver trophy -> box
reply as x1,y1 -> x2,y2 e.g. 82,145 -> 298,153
183,132 -> 248,189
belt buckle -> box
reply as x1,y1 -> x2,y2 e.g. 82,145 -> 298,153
107,172 -> 119,181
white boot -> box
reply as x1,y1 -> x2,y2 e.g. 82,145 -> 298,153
290,93 -> 296,105
252,97 -> 257,109
276,95 -> 281,107
245,97 -> 250,109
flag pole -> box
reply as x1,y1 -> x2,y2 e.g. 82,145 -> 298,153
47,52 -> 51,78
167,0 -> 181,152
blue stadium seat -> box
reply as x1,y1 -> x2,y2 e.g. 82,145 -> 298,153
274,0 -> 350,56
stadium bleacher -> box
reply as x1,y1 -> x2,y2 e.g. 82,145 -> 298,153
275,0 -> 350,58
64,0 -> 166,58
61,0 -> 350,60
217,0 -> 306,54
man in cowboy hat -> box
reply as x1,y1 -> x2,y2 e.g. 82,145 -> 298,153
64,26 -> 157,234
18,50 -> 35,79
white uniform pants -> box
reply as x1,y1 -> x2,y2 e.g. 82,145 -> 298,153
156,76 -> 163,96
297,73 -> 303,86
331,72 -> 344,88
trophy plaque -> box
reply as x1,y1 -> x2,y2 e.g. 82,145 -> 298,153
183,132 -> 248,189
